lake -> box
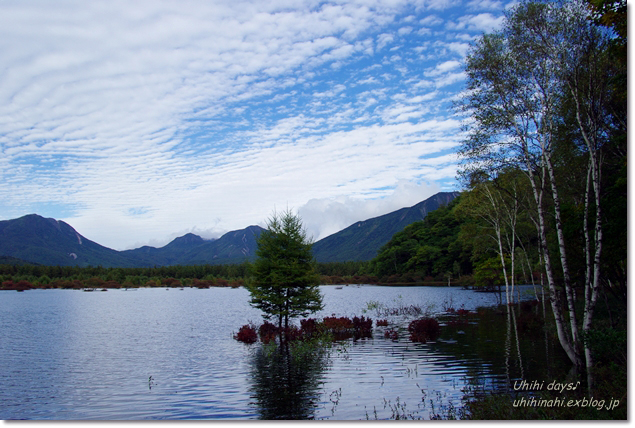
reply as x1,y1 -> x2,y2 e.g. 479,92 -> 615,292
0,285 -> 568,420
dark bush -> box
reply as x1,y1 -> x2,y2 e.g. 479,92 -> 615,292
376,319 -> 389,327
234,324 -> 258,344
408,317 -> 441,343
282,326 -> 302,342
161,277 -> 181,287
352,316 -> 373,336
323,316 -> 354,332
322,316 -> 368,340
258,321 -> 279,343
300,318 -> 320,336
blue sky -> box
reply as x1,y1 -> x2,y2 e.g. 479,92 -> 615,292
0,0 -> 511,250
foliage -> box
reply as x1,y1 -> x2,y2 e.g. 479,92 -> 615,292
258,321 -> 280,344
234,315 -> 374,346
247,210 -> 323,330
234,324 -> 258,344
384,329 -> 399,341
473,257 -> 508,291
454,0 -> 626,375
370,197 -> 472,281
407,317 -> 441,343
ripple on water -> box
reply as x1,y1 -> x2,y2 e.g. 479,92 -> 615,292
0,285 -> 557,420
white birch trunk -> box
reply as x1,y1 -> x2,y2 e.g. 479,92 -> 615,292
543,151 -> 581,362
524,156 -> 579,366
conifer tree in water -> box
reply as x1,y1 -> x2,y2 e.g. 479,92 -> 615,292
248,210 -> 323,332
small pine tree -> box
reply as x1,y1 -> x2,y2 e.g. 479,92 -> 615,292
248,210 -> 323,331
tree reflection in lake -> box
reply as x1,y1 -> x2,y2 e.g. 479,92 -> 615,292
248,339 -> 331,420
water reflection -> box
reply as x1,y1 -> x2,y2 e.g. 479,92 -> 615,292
248,341 -> 329,420
432,299 -> 570,399
0,286 -> 572,420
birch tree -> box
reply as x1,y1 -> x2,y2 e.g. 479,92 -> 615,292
457,0 -> 617,371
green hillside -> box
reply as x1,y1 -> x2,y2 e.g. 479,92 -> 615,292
312,192 -> 459,262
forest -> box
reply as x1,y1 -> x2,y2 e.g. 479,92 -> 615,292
0,260 -> 380,291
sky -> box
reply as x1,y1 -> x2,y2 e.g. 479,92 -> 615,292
0,0 -> 512,251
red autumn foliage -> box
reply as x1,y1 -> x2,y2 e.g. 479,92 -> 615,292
376,319 -> 389,326
300,318 -> 320,336
234,315 -> 377,344
282,326 -> 303,342
408,317 -> 441,343
323,316 -> 354,332
234,324 -> 258,344
161,277 -> 182,287
192,279 -> 213,288
258,321 -> 279,343
352,316 -> 372,334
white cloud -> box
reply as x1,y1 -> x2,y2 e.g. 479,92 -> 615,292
424,59 -> 462,76
0,0 -> 507,250
419,15 -> 444,26
447,13 -> 505,32
466,0 -> 505,10
298,180 -> 442,241
434,70 -> 467,87
376,33 -> 395,50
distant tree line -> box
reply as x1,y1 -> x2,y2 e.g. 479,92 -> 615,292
0,260 -> 384,291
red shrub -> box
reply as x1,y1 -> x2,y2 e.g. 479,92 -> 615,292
300,318 -> 320,336
104,281 -> 121,289
258,321 -> 279,343
234,324 -> 258,344
229,279 -> 243,288
408,317 -> 441,343
283,326 -> 302,342
376,319 -> 389,327
323,316 -> 354,332
353,316 -> 373,334
192,279 -> 212,288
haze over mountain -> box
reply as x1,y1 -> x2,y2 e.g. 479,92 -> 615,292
0,192 -> 458,267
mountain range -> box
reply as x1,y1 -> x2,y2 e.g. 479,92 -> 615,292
0,191 -> 458,267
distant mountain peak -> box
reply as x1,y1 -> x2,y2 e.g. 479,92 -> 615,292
312,191 -> 460,263
170,233 -> 205,245
0,213 -> 128,267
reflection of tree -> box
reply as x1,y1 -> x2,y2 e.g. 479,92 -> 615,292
248,341 -> 330,420
437,303 -> 570,397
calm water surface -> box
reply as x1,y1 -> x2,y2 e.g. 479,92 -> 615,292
0,285 -> 564,420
